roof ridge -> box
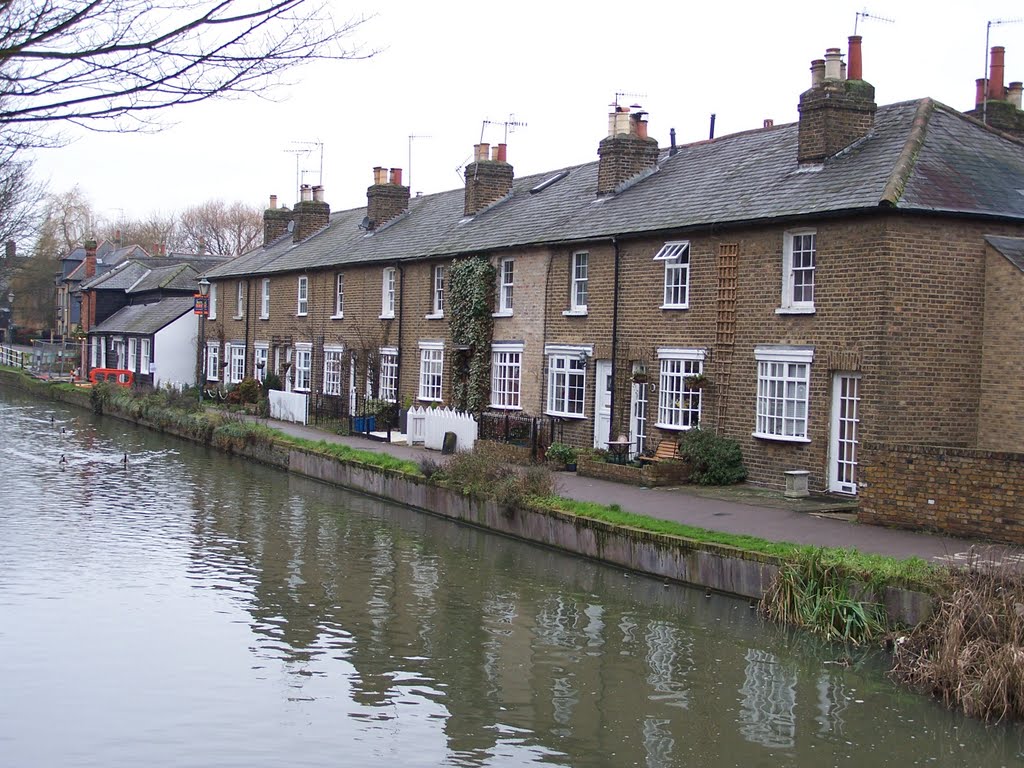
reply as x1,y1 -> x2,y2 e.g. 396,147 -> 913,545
880,98 -> 935,206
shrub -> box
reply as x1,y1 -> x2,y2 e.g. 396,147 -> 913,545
419,457 -> 442,479
545,442 -> 577,466
237,377 -> 261,404
676,428 -> 746,485
263,372 -> 283,391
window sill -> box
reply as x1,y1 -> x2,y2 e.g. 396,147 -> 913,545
489,404 -> 523,411
330,313 -> 344,320
752,432 -> 812,444
545,411 -> 586,419
208,316 -> 217,321
296,312 -> 308,318
492,310 -> 513,318
259,315 -> 269,321
654,423 -> 697,431
660,304 -> 689,311
294,388 -> 311,394
418,397 -> 443,403
775,306 -> 815,315
424,312 -> 445,320
562,309 -> 588,317
379,313 -> 395,320
232,315 -> 244,321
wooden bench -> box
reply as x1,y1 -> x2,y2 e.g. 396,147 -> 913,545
637,440 -> 680,464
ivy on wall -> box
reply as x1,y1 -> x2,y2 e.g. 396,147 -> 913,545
447,256 -> 496,412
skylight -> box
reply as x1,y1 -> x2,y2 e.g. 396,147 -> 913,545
530,169 -> 570,195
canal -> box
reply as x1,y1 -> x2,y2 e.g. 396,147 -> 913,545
0,388 -> 1022,767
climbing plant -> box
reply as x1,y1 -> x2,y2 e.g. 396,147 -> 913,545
447,256 -> 496,412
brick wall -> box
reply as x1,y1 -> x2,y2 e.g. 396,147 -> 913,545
859,442 -> 1024,544
979,246 -> 1024,449
400,259 -> 453,405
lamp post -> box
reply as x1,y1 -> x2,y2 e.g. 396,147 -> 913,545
6,291 -> 14,346
197,278 -> 210,403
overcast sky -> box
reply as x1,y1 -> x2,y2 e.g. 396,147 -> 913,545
29,0 -> 1024,227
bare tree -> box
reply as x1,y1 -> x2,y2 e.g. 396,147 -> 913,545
111,213 -> 179,254
0,0 -> 373,149
178,199 -> 262,255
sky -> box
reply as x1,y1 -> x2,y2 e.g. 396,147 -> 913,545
28,0 -> 1024,227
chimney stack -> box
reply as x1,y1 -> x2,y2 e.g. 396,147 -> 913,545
968,47 -> 1024,137
366,167 -> 410,229
463,144 -> 514,215
797,40 -> 876,165
292,185 -> 330,242
262,194 -> 291,245
596,106 -> 660,196
84,239 -> 97,279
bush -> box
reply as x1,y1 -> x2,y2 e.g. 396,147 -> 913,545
263,372 -> 283,391
237,377 -> 261,404
676,428 -> 747,485
545,442 -> 577,466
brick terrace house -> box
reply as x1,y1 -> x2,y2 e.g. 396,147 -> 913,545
201,37 -> 1024,530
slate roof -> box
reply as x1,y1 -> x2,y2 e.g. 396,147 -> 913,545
985,235 -> 1024,271
128,264 -> 199,294
91,296 -> 195,335
205,99 -> 1024,280
79,256 -> 219,291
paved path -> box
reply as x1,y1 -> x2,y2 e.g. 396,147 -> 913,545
252,415 -> 1018,568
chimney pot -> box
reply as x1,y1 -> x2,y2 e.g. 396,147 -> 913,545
373,166 -> 387,185
479,143 -> 490,162
824,48 -> 843,80
975,78 -> 987,107
300,184 -> 313,203
497,143 -> 507,163
312,185 -> 324,203
1009,82 -> 1023,110
811,59 -> 826,87
989,46 -> 1006,101
490,146 -> 500,161
764,119 -> 774,128
269,194 -> 278,209
848,35 -> 863,80
389,168 -> 403,186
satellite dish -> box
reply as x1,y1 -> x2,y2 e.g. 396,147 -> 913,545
359,216 -> 373,231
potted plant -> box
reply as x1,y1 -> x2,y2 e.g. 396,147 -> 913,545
685,372 -> 710,390
631,370 -> 649,384
546,442 -> 578,471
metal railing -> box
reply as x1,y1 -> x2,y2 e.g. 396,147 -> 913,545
478,411 -> 564,461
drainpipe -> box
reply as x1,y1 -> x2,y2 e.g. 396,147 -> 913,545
396,261 -> 404,403
610,236 -> 621,439
244,278 -> 252,377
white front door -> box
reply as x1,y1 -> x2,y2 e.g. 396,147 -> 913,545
829,373 -> 861,494
593,359 -> 613,449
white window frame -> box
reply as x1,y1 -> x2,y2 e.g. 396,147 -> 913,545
127,337 -> 137,372
565,251 -> 588,315
545,344 -> 591,418
208,283 -> 218,320
254,344 -> 268,383
235,280 -> 244,319
778,229 -> 816,314
427,264 -> 444,319
206,342 -> 220,382
379,346 -> 398,402
140,338 -> 151,373
655,347 -> 705,430
494,257 -> 514,317
753,346 -> 814,442
228,344 -> 245,384
418,341 -> 444,402
260,278 -> 270,319
293,343 -> 312,392
490,342 -> 523,410
332,273 -> 344,319
296,275 -> 308,316
381,267 -> 396,319
323,346 -> 344,396
91,336 -> 101,368
112,337 -> 125,369
655,241 -> 690,310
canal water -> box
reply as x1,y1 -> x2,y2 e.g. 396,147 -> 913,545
1,389 -> 1022,768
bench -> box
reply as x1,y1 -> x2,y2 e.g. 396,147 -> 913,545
637,440 -> 681,464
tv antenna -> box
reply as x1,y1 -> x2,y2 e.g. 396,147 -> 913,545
408,134 -> 431,193
611,91 -> 647,110
283,140 -> 324,201
983,17 -> 1023,125
480,114 -> 528,145
853,8 -> 894,35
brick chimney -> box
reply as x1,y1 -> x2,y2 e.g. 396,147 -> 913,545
464,144 -> 514,216
263,194 -> 292,245
366,167 -> 411,229
292,184 -> 330,243
797,37 -> 877,165
967,47 -> 1024,138
4,240 -> 14,259
84,239 -> 97,279
596,107 -> 660,196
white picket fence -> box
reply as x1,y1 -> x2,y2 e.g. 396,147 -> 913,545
269,389 -> 308,425
408,406 -> 477,451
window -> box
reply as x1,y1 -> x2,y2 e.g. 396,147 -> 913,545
229,344 -> 245,384
381,267 -> 396,318
235,281 -> 245,318
497,258 -> 514,315
349,352 -> 357,413
545,345 -> 589,417
418,341 -> 444,401
260,278 -> 270,319
379,347 -> 398,402
333,273 -> 344,318
140,339 -> 151,373
490,343 -> 523,409
208,283 -> 218,319
568,251 -> 588,314
112,338 -> 125,369
254,345 -> 268,383
323,347 -> 344,395
428,265 -> 444,317
754,346 -> 814,441
296,276 -> 308,316
779,230 -> 816,313
294,344 -> 312,391
91,337 -> 100,368
656,348 -> 705,430
206,342 -> 220,381
127,337 -> 137,372
655,241 -> 690,309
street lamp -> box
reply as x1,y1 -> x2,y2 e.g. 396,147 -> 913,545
6,291 -> 14,345
197,278 -> 210,402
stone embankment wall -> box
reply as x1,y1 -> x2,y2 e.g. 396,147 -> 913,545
860,443 -> 1024,545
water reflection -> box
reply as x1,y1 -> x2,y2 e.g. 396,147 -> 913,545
2,390 -> 1024,767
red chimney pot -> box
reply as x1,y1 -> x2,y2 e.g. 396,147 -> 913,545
848,36 -> 863,80
989,46 -> 1006,101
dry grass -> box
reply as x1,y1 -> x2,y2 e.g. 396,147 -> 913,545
890,564 -> 1024,723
